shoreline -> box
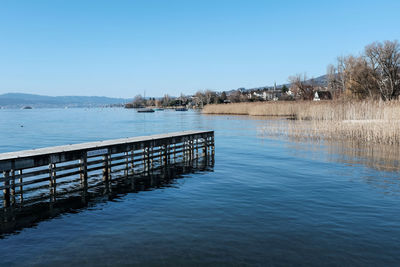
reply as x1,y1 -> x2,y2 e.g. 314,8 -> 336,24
202,101 -> 400,145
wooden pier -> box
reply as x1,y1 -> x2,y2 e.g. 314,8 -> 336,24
0,130 -> 214,208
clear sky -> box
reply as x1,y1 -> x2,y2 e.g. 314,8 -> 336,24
0,0 -> 399,98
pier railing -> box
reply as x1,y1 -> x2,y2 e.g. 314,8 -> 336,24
0,157 -> 214,236
0,130 -> 214,208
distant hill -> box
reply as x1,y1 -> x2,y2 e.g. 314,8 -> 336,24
237,74 -> 328,92
0,93 -> 131,108
311,74 -> 328,86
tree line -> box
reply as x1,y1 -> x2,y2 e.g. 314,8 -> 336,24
291,40 -> 400,101
329,40 -> 399,100
126,39 -> 399,108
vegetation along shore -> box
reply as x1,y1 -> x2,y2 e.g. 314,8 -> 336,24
203,39 -> 400,145
203,100 -> 400,145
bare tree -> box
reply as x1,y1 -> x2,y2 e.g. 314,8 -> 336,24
227,90 -> 242,103
146,97 -> 156,107
289,73 -> 315,100
161,94 -> 171,107
336,56 -> 348,95
192,90 -> 221,106
341,55 -> 378,99
204,90 -> 214,104
328,54 -> 380,99
132,94 -> 145,108
327,64 -> 341,97
193,91 -> 205,107
179,93 -> 188,105
220,91 -> 227,102
365,40 -> 400,100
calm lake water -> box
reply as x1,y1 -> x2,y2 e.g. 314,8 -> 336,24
1,108 -> 400,266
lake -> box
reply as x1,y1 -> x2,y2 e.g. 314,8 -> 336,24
1,108 -> 400,266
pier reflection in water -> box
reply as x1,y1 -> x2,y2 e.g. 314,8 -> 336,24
0,155 -> 214,238
3,110 -> 400,266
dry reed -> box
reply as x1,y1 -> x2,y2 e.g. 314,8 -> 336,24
203,102 -> 298,116
204,100 -> 400,145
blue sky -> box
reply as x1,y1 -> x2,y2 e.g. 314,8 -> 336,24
0,0 -> 399,98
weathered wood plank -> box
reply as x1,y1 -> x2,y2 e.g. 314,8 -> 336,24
0,131 -> 213,172
0,130 -> 214,205
0,131 -> 212,160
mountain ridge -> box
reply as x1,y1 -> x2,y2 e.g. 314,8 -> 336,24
0,93 -> 131,108
248,74 -> 328,91
0,75 -> 328,108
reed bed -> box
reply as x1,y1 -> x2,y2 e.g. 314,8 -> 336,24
203,102 -> 298,116
204,100 -> 400,144
288,120 -> 400,145
295,100 -> 400,121
203,100 -> 400,120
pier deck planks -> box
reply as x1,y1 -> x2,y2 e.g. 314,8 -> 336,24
0,130 -> 215,207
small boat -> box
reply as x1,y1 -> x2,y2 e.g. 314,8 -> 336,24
175,107 -> 188,111
137,108 -> 155,113
22,106 -> 33,109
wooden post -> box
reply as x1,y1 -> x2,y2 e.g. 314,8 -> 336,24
173,143 -> 176,163
108,152 -> 112,180
131,149 -> 135,174
49,163 -> 56,202
10,169 -> 15,205
163,144 -> 168,166
211,135 -> 215,156
159,145 -> 162,165
190,136 -> 194,161
182,139 -> 185,162
166,143 -> 170,164
150,144 -> 154,169
19,169 -> 23,204
79,153 -> 88,203
149,144 -> 152,170
195,138 -> 199,166
195,138 -> 199,159
80,153 -> 88,187
207,137 -> 211,156
183,136 -> 188,162
3,171 -> 10,207
124,151 -> 129,176
203,137 -> 208,157
187,138 -> 190,161
103,154 -> 109,181
187,137 -> 190,160
142,147 -> 146,171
